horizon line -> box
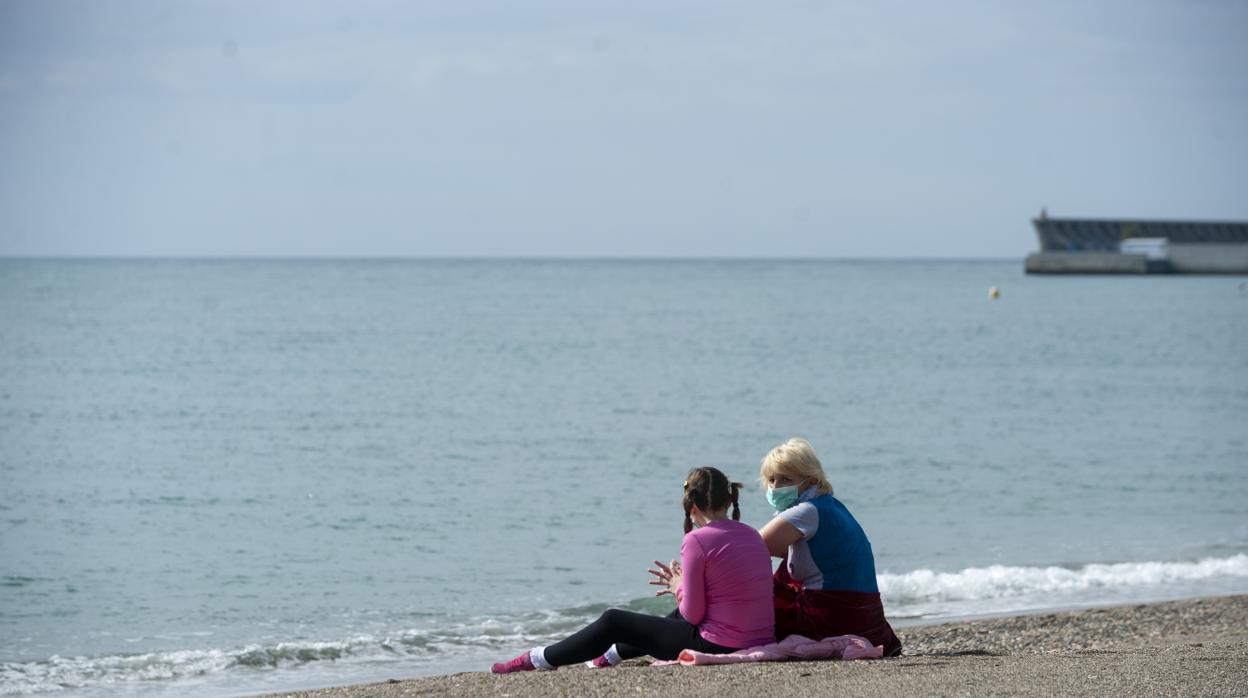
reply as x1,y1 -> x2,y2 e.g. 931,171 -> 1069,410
0,254 -> 1025,262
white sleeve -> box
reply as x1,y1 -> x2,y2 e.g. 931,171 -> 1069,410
778,502 -> 819,539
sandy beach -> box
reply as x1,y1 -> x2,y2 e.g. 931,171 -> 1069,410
264,594 -> 1247,697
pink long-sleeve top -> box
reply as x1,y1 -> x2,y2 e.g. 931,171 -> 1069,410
675,519 -> 776,649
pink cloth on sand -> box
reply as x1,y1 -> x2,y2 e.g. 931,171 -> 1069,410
653,633 -> 884,666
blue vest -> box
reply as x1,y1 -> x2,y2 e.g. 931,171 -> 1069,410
806,494 -> 879,593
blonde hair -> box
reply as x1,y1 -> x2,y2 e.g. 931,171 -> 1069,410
760,437 -> 834,495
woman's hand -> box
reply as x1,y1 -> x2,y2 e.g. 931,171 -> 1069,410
647,559 -> 683,597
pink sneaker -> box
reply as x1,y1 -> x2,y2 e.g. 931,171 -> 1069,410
584,654 -> 614,669
491,651 -> 536,674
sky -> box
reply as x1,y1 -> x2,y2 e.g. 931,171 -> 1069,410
0,0 -> 1245,258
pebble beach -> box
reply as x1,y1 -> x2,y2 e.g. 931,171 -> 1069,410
264,595 -> 1248,697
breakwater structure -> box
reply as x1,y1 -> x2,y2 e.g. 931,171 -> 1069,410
1024,212 -> 1248,274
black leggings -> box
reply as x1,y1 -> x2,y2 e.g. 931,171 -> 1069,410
542,608 -> 736,666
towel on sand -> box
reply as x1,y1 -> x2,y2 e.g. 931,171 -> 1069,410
653,633 -> 884,666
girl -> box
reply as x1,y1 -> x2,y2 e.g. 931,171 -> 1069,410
491,466 -> 775,673
759,437 -> 902,656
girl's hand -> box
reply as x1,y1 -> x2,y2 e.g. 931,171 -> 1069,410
647,559 -> 683,597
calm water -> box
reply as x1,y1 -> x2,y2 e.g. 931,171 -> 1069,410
2,260 -> 1246,696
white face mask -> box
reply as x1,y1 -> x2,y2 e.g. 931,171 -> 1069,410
766,484 -> 800,510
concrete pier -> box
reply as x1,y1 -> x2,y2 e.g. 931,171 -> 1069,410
1169,243 -> 1248,274
1025,252 -> 1149,274
1025,216 -> 1248,274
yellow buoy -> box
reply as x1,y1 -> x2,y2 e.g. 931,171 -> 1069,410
988,286 -> 1000,299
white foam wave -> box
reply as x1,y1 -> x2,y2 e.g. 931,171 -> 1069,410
1,648 -> 238,696
4,556 -> 1245,694
879,553 -> 1248,605
0,608 -> 605,696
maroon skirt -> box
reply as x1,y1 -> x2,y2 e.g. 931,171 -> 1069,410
773,561 -> 903,657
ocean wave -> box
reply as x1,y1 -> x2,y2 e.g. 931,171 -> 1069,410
1,648 -> 238,696
879,553 -> 1248,605
3,556 -> 1244,695
0,604 -> 620,696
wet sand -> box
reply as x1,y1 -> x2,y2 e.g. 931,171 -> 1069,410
263,595 -> 1248,697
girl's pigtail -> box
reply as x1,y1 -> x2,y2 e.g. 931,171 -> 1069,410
682,470 -> 700,534
729,482 -> 742,521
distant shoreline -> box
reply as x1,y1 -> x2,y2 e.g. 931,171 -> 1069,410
263,594 -> 1248,697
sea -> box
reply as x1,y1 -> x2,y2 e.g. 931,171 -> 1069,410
1,259 -> 1246,696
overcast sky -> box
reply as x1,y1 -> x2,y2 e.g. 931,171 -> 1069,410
1,0 -> 1245,258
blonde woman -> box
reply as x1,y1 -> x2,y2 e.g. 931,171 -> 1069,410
758,437 -> 902,656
